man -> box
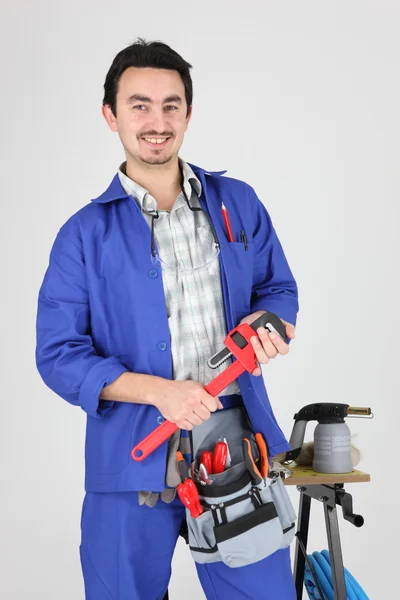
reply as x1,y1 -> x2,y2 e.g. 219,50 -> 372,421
36,39 -> 299,599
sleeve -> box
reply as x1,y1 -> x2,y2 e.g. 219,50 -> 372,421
35,218 -> 128,418
248,186 -> 299,328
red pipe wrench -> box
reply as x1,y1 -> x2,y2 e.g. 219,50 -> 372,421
131,311 -> 287,461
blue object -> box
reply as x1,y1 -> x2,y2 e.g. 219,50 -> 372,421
304,550 -> 370,599
36,163 -> 299,492
80,491 -> 297,599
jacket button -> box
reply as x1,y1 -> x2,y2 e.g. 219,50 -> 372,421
149,269 -> 158,278
157,415 -> 166,424
157,341 -> 167,351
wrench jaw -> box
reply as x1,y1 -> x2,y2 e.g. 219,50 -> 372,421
207,327 -> 250,370
207,349 -> 233,370
207,312 -> 287,370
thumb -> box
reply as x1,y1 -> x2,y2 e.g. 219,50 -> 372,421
282,320 -> 295,339
287,325 -> 295,339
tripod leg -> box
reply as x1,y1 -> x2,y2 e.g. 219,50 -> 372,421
293,490 -> 311,599
323,503 -> 347,599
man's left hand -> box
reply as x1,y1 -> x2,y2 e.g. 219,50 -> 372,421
239,310 -> 295,377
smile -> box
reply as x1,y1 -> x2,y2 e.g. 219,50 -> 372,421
141,136 -> 171,147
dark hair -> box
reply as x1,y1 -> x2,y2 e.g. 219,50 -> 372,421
103,38 -> 193,117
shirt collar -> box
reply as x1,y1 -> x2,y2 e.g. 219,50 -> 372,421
117,158 -> 202,213
180,159 -> 202,198
91,163 -> 226,205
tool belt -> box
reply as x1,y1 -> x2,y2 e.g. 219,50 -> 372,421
186,406 -> 296,568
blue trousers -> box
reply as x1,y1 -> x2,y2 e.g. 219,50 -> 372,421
80,491 -> 297,600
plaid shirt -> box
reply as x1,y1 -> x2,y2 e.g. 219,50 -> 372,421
118,159 -> 240,396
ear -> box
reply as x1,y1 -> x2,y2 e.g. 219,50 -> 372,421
102,104 -> 118,133
184,104 -> 193,131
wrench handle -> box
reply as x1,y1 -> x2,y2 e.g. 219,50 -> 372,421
131,419 -> 178,462
131,314 -> 285,462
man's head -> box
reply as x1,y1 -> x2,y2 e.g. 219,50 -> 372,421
102,39 -> 193,168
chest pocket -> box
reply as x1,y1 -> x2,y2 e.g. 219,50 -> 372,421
222,240 -> 255,314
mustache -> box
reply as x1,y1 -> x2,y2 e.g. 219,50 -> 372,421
138,131 -> 175,138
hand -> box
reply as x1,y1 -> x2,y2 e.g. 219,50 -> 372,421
239,310 -> 295,376
152,379 -> 224,430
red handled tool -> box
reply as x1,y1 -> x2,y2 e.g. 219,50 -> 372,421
178,479 -> 203,518
200,451 -> 213,474
212,440 -> 228,474
131,312 -> 287,461
176,451 -> 203,518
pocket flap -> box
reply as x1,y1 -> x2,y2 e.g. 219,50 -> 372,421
214,502 -> 278,544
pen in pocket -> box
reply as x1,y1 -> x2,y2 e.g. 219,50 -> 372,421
240,229 -> 248,251
221,203 -> 234,242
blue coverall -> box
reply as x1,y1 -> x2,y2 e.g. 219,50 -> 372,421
36,164 -> 299,599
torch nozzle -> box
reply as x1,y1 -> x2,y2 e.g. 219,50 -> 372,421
346,406 -> 373,417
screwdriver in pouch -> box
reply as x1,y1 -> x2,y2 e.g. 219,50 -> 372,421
176,452 -> 203,518
212,440 -> 228,474
200,451 -> 213,475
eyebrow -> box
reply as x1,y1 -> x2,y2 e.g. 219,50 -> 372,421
126,94 -> 183,105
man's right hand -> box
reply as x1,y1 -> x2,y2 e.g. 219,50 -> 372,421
100,372 -> 223,430
151,379 -> 223,430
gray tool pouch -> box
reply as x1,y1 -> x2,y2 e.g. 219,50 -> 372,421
186,406 -> 296,568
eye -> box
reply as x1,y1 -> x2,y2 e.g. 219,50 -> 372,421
164,105 -> 178,111
133,105 -> 147,110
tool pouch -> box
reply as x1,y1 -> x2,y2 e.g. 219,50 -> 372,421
186,406 -> 296,568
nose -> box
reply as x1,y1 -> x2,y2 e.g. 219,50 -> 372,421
149,107 -> 168,134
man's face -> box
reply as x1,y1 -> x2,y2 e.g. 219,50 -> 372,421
103,67 -> 192,167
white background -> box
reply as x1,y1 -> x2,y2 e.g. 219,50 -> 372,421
1,1 -> 398,598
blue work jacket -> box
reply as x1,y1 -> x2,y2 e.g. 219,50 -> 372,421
36,163 -> 299,492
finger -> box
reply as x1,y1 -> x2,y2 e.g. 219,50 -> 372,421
255,329 -> 277,360
250,335 -> 270,364
188,413 -> 203,427
193,404 -> 211,421
180,419 -> 193,431
188,408 -> 203,425
281,319 -> 296,339
252,361 -> 262,376
201,395 -> 223,412
267,330 -> 289,355
286,325 -> 295,339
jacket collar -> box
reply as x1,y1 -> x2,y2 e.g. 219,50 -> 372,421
91,163 -> 227,204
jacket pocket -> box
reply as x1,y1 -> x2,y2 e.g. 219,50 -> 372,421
85,403 -> 136,475
222,241 -> 255,314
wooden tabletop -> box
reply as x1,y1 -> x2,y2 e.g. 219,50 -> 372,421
283,464 -> 371,486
